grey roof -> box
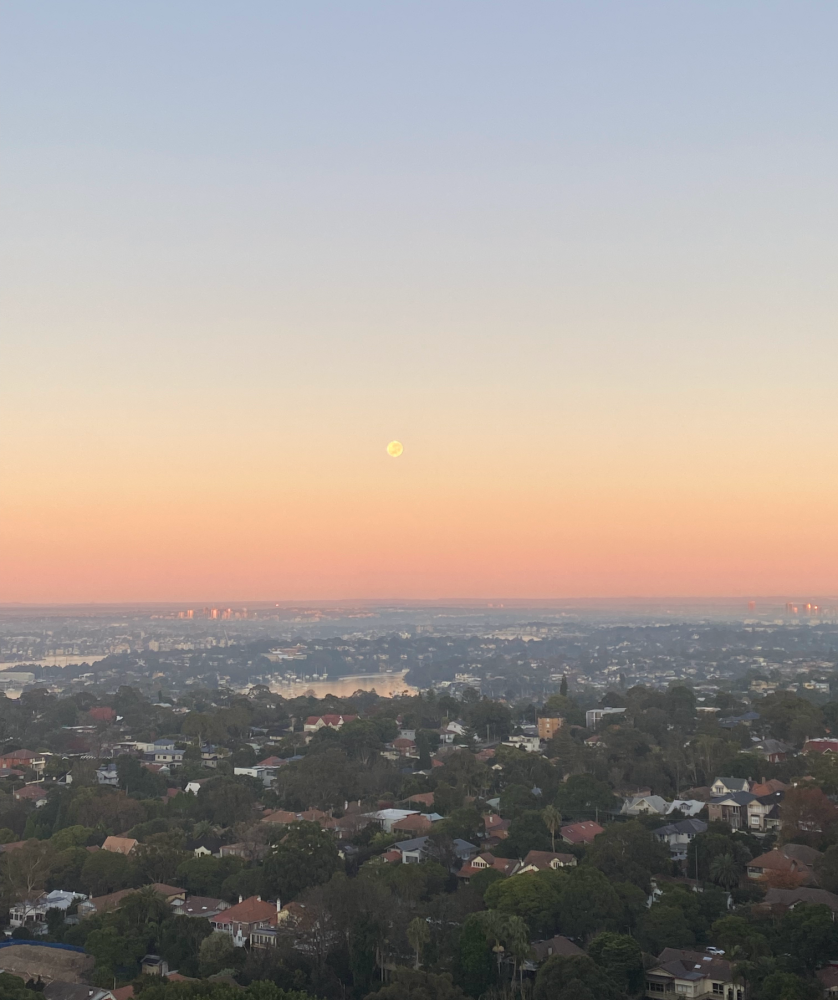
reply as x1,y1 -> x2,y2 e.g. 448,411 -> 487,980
44,985 -> 111,1000
710,791 -> 756,806
654,819 -> 707,838
764,887 -> 838,913
714,776 -> 751,791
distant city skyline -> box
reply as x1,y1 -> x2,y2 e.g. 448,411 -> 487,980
3,2 -> 838,602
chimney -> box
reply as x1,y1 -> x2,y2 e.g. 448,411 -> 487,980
276,898 -> 281,913
238,895 -> 243,904
256,895 -> 261,901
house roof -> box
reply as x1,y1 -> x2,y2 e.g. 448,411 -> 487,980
174,895 -> 228,916
713,776 -> 751,791
213,895 -> 276,925
102,836 -> 138,855
782,843 -> 823,866
261,809 -> 299,825
763,887 -> 838,913
817,966 -> 838,989
654,949 -> 733,983
654,819 -> 707,838
406,792 -> 435,806
85,889 -> 134,913
530,936 -> 584,962
560,821 -> 603,844
150,882 -> 185,897
748,849 -> 802,872
14,785 -> 48,801
520,850 -> 575,869
710,792 -> 756,806
391,814 -> 432,833
1,749 -> 42,760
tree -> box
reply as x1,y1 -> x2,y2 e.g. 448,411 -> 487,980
534,954 -> 625,1000
261,821 -> 341,901
496,810 -> 552,858
365,968 -> 468,1000
779,903 -> 838,974
2,840 -> 53,919
199,931 -> 240,977
557,866 -> 622,940
586,820 -> 669,891
484,870 -> 565,938
80,848 -> 133,896
760,972 -> 820,1000
555,774 -> 615,818
709,853 -> 740,890
560,676 -> 568,697
456,914 -> 495,997
542,805 -> 562,853
781,787 -> 838,847
407,917 -> 431,970
587,932 -> 644,994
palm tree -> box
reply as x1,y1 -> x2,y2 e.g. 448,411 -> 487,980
709,852 -> 740,890
542,805 -> 563,852
482,911 -> 508,979
406,916 -> 430,970
503,915 -> 530,991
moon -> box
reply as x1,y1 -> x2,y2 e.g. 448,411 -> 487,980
386,440 -> 404,458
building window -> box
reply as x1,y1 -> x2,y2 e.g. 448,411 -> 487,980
712,984 -> 724,995
647,983 -> 666,993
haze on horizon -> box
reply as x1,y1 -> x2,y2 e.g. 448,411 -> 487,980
2,2 -> 838,604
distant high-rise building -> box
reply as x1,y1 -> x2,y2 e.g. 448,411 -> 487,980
186,609 -> 194,619
747,601 -> 756,612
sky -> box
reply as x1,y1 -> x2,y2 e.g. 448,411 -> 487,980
2,1 -> 838,603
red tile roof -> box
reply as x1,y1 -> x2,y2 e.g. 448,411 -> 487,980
560,821 -> 603,844
214,895 -> 276,926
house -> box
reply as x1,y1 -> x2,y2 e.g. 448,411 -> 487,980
101,836 -> 138,855
438,721 -> 468,744
148,740 -> 183,767
529,935 -> 584,964
750,739 -> 794,763
88,706 -> 116,723
746,792 -> 784,833
585,707 -> 626,728
707,792 -> 755,830
172,895 -> 230,918
457,853 -> 519,882
482,814 -> 511,840
560,821 -> 603,845
621,794 -> 668,817
365,808 -> 424,833
233,766 -> 276,787
210,895 -> 278,947
96,763 -> 120,787
302,715 -> 357,733
537,717 -> 563,740
653,819 -> 708,860
149,883 -> 186,903
710,777 -> 751,796
78,889 -> 134,917
257,756 -> 286,768
261,809 -> 299,826
394,836 -> 476,865
185,837 -> 223,857
804,739 -> 838,755
515,850 -> 577,873
200,744 -> 222,767
645,948 -> 740,1000
817,965 -> 838,996
391,814 -> 433,836
746,846 -> 820,883
10,889 -> 86,929
185,779 -> 209,794
406,792 -> 435,809
0,750 -> 46,772
718,712 -> 760,730
762,887 -> 838,917
388,738 -> 418,757
502,736 -> 541,754
665,800 -> 706,818
140,955 -> 168,976
43,984 -> 114,1000
14,784 -> 49,808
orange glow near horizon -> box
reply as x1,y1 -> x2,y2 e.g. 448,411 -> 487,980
4,5 -> 838,603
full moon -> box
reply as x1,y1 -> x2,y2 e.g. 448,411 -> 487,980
386,440 -> 404,458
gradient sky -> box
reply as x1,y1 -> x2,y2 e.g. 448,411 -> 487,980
3,2 -> 838,603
